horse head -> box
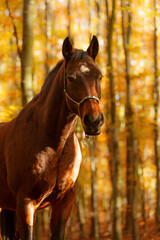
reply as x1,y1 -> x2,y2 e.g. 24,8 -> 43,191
62,36 -> 104,136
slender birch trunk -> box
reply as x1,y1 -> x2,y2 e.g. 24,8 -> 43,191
153,0 -> 160,225
121,0 -> 132,230
67,0 -> 71,38
121,1 -> 139,239
76,184 -> 86,237
95,0 -> 101,37
88,0 -> 91,41
45,0 -> 52,76
106,0 -> 122,239
89,139 -> 99,240
21,0 -> 34,106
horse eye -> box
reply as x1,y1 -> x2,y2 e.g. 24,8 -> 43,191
99,76 -> 103,81
67,76 -> 74,82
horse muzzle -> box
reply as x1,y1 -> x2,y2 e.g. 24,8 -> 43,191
82,112 -> 104,136
64,89 -> 104,135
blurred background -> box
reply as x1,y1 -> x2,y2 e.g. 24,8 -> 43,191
0,0 -> 160,239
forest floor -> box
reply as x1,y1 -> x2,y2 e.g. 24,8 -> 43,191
36,208 -> 160,239
65,214 -> 160,240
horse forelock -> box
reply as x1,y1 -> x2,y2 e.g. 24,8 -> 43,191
70,49 -> 88,61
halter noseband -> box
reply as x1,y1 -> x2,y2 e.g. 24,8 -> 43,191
63,65 -> 100,117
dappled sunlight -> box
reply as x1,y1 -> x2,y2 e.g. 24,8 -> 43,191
0,0 -> 160,239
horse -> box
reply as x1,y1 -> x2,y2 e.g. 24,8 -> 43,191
0,36 -> 104,240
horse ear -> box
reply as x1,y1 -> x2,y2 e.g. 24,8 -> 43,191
62,37 -> 73,60
87,35 -> 99,61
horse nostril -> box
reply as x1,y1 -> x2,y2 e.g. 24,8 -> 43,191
83,113 -> 104,128
83,114 -> 94,127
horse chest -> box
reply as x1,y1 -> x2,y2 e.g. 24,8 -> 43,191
34,134 -> 82,200
34,147 -> 58,188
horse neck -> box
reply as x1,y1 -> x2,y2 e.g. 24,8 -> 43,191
40,63 -> 77,147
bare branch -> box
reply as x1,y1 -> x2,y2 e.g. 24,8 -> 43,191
5,0 -> 21,59
105,0 -> 109,20
127,1 -> 132,44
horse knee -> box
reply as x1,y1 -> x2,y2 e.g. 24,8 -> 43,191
16,197 -> 36,240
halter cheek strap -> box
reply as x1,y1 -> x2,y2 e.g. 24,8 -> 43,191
64,89 -> 100,117
63,66 -> 100,117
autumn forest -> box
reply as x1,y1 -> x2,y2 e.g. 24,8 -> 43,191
0,0 -> 160,239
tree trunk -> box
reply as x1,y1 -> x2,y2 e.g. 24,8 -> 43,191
88,0 -> 91,41
121,1 -> 139,239
67,0 -> 71,38
45,0 -> 53,76
89,139 -> 99,240
139,152 -> 146,232
76,183 -> 86,238
132,139 -> 139,240
95,0 -> 101,37
153,0 -> 160,225
106,0 -> 122,239
21,0 -> 34,106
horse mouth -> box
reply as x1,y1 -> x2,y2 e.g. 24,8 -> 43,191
84,129 -> 101,136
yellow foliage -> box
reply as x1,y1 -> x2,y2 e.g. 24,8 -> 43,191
0,0 -> 159,232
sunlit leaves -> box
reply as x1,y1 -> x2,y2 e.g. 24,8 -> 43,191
0,0 -> 160,237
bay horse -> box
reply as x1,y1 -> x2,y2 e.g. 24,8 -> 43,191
0,36 -> 104,240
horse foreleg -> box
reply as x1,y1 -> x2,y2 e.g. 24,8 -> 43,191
50,186 -> 76,240
0,209 -> 16,240
16,194 -> 36,240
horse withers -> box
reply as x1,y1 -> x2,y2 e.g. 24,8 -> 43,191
0,36 -> 104,240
